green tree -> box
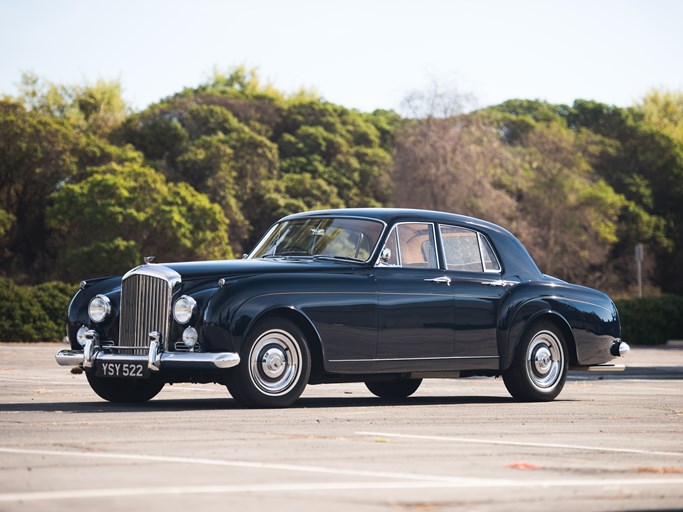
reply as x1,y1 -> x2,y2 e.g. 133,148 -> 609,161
0,100 -> 81,282
47,162 -> 233,281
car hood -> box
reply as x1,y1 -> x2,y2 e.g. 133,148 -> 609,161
158,258 -> 362,282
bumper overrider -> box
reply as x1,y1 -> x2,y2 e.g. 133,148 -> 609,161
55,330 -> 240,372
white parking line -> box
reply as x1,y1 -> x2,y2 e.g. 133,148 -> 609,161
0,446 -> 466,483
1,446 -> 682,503
2,477 -> 683,502
356,432 -> 683,458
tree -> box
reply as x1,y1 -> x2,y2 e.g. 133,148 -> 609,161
18,73 -> 128,137
46,162 -> 233,281
0,100 -> 81,282
515,123 -> 626,284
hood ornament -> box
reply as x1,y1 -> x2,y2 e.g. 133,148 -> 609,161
144,256 -> 155,264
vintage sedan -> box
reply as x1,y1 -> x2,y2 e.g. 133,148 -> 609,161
56,208 -> 629,407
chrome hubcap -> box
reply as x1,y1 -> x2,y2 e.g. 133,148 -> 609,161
261,348 -> 286,378
526,330 -> 564,389
249,329 -> 302,396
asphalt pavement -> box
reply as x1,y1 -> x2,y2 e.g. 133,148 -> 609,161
1,343 -> 682,512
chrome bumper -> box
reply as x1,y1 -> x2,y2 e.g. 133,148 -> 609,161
56,339 -> 240,371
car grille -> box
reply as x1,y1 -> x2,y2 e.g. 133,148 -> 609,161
119,269 -> 178,353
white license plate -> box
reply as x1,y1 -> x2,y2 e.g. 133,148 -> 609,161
96,361 -> 149,379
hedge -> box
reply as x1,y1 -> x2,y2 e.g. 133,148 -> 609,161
0,279 -> 78,342
615,295 -> 683,345
0,278 -> 680,345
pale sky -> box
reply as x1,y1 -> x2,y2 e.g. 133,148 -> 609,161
1,0 -> 681,113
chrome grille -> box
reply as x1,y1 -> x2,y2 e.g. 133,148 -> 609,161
119,266 -> 180,353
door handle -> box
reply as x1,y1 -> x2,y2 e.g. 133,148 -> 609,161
424,276 -> 451,286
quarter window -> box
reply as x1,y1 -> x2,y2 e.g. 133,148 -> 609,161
439,225 -> 501,273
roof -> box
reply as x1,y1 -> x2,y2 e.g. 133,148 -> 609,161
284,208 -> 505,233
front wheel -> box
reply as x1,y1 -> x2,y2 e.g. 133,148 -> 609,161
365,378 -> 422,399
503,321 -> 568,402
85,372 -> 165,403
227,318 -> 311,408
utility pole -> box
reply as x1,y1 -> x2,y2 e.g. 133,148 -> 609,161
635,243 -> 644,298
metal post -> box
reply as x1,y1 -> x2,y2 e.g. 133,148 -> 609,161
635,243 -> 644,298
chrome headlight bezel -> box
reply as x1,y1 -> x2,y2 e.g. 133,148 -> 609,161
88,294 -> 111,323
173,295 -> 197,324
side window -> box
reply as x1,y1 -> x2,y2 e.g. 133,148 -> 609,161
439,225 -> 502,273
440,226 -> 483,271
479,234 -> 501,272
397,223 -> 438,268
378,223 -> 438,269
380,228 -> 399,265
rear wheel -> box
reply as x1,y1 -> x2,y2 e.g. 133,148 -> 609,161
85,372 -> 164,403
503,321 -> 568,402
227,318 -> 311,408
365,378 -> 422,399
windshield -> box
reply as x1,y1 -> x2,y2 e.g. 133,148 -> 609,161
249,217 -> 385,262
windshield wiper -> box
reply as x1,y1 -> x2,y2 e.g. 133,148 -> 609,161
312,255 -> 363,263
264,251 -> 311,258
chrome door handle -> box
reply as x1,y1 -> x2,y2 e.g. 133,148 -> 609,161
424,276 -> 451,286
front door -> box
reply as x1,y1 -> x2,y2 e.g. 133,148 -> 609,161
375,223 -> 455,371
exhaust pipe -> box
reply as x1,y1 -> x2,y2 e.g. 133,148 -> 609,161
610,340 -> 631,357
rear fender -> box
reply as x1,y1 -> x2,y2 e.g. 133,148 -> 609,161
501,299 -> 576,369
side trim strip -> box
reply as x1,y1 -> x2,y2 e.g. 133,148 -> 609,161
329,355 -> 499,363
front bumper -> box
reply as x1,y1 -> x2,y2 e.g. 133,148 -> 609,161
56,338 -> 240,371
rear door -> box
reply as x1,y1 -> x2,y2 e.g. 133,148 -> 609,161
439,225 -> 506,370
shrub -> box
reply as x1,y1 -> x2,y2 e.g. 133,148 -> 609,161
0,279 -> 78,342
615,296 -> 683,345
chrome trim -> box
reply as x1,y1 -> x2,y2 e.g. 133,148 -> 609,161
88,294 -> 111,323
119,265 -> 180,352
55,346 -> 240,370
249,215 -> 388,264
329,355 -> 499,363
438,224 -> 503,275
424,276 -> 451,286
173,295 -> 197,324
83,331 -> 98,368
478,232 -> 502,273
122,263 -> 181,288
148,332 -> 161,371
377,222 -> 440,269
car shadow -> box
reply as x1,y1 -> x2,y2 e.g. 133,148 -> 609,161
568,366 -> 683,381
0,394 -> 517,414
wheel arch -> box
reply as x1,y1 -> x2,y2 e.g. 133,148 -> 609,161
244,306 -> 325,381
504,305 -> 577,370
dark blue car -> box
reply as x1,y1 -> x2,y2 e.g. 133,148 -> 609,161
56,208 -> 629,407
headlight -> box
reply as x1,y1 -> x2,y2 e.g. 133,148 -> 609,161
88,295 -> 111,323
173,295 -> 196,324
182,326 -> 199,348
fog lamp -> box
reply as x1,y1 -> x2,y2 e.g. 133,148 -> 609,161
182,326 -> 199,348
76,325 -> 90,347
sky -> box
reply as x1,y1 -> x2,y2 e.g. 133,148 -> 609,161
1,0 -> 682,113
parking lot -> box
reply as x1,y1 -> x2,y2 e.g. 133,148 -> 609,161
1,342 -> 682,511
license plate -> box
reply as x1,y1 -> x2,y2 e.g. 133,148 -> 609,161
96,361 -> 149,379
